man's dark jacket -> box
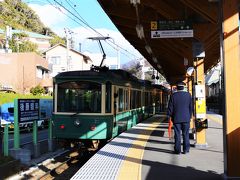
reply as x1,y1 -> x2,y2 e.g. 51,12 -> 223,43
167,91 -> 193,123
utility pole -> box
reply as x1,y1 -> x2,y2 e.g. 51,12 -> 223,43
5,26 -> 12,53
64,28 -> 74,71
117,46 -> 120,69
79,43 -> 81,52
140,58 -> 145,80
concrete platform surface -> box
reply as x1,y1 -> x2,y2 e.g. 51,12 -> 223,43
72,114 -> 223,180
142,114 -> 223,180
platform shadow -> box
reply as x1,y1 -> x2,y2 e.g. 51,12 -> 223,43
142,160 -> 222,180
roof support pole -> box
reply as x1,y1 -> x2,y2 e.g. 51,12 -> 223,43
186,77 -> 195,135
194,58 -> 207,148
221,0 -> 240,177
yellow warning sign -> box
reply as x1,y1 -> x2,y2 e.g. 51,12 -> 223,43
196,99 -> 206,114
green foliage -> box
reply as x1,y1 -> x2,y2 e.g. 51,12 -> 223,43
30,85 -> 45,95
50,35 -> 66,47
0,0 -> 63,48
0,93 -> 52,106
9,33 -> 38,52
19,41 -> 38,52
0,0 -> 52,35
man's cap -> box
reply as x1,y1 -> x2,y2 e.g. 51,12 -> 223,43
177,81 -> 186,87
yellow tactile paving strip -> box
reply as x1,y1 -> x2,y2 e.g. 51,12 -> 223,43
117,121 -> 160,180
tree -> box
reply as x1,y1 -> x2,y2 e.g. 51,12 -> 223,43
50,35 -> 65,47
9,32 -> 38,53
122,59 -> 166,83
30,85 -> 45,95
122,61 -> 142,79
0,0 -> 63,51
18,40 -> 37,52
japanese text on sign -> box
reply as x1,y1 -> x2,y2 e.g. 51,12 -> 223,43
18,99 -> 39,122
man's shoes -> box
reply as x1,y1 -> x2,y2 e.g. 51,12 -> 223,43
182,151 -> 189,154
173,151 -> 181,155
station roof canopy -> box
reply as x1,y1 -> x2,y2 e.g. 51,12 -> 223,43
97,0 -> 220,84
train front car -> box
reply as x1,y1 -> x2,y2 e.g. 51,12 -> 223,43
52,70 -> 116,147
52,69 -> 143,146
52,69 -> 169,148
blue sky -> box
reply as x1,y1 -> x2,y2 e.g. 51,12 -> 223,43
23,0 -> 142,65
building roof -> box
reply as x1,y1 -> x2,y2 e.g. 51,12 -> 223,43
36,64 -> 49,72
205,69 -> 220,86
44,43 -> 92,62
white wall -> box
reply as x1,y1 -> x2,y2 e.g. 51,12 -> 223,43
46,46 -> 91,77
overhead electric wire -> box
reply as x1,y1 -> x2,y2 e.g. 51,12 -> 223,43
52,0 -> 140,60
25,0 -> 141,61
63,0 -> 130,52
46,0 -> 100,38
56,0 -> 137,59
64,0 -> 89,27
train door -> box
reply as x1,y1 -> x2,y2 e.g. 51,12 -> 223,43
113,86 -> 118,128
105,81 -> 112,114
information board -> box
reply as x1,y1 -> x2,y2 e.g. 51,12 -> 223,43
18,99 -> 39,122
151,20 -> 193,38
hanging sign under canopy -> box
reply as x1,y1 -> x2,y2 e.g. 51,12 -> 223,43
151,20 -> 193,38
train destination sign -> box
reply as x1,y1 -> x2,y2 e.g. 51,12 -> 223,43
151,20 -> 193,38
18,99 -> 39,122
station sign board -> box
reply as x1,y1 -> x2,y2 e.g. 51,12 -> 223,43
151,20 -> 193,38
18,99 -> 39,123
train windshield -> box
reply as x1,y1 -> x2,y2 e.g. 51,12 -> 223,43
57,81 -> 101,113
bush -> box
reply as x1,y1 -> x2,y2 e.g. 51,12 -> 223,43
30,85 -> 45,95
0,93 -> 52,106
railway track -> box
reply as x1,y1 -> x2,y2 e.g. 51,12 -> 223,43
10,146 -> 99,180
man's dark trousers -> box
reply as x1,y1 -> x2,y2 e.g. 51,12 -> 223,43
174,122 -> 190,153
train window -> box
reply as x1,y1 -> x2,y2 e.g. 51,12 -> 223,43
136,91 -> 141,108
57,81 -> 101,113
125,89 -> 129,110
118,88 -> 124,112
151,92 -> 153,105
131,90 -> 136,109
105,82 -> 111,113
144,92 -> 148,106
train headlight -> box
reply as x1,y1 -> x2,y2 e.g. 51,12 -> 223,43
74,119 -> 81,126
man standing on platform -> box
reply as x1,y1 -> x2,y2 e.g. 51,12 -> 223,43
167,82 -> 193,154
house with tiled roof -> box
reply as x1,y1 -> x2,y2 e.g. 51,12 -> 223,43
44,44 -> 92,77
